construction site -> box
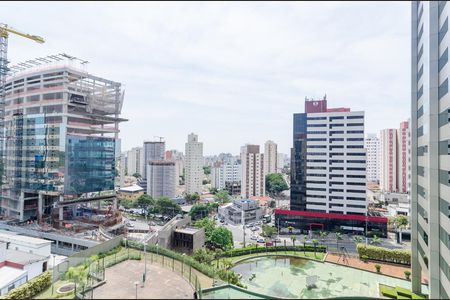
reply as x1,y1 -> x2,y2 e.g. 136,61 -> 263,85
0,24 -> 131,248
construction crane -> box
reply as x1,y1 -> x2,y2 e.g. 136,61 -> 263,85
153,136 -> 165,142
0,24 -> 44,196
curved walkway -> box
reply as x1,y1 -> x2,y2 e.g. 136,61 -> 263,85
93,259 -> 194,299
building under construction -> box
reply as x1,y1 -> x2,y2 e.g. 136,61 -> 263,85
0,54 -> 127,229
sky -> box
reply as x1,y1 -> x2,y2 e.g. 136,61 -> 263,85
1,1 -> 411,156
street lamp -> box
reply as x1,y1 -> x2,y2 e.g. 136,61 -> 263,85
134,281 -> 139,299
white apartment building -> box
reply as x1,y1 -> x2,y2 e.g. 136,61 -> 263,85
211,162 -> 242,190
142,141 -> 165,179
411,2 -> 450,298
303,109 -> 367,215
126,147 -> 144,177
364,133 -> 380,183
264,140 -> 278,175
380,129 -> 398,192
240,145 -> 265,198
397,120 -> 411,193
147,161 -> 176,198
185,133 -> 203,195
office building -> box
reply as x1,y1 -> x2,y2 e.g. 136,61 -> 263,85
126,147 -> 144,177
185,133 -> 203,195
365,134 -> 381,183
240,144 -> 265,198
264,140 -> 278,175
147,161 -> 176,198
218,199 -> 266,225
0,55 -> 126,222
380,129 -> 398,192
411,2 -> 450,298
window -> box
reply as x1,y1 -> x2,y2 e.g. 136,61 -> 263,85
307,138 -> 327,142
439,17 -> 449,45
439,1 -> 447,17
308,145 -> 327,149
330,130 -> 344,135
418,64 -> 424,80
347,189 -> 364,193
308,187 -> 326,191
347,130 -> 364,134
307,131 -> 327,135
439,78 -> 448,100
347,115 -> 363,120
330,116 -> 344,121
27,95 -> 40,102
307,152 -> 327,156
347,123 -> 364,127
307,123 -> 327,127
347,174 -> 366,178
347,145 -> 364,149
347,138 -> 363,141
439,140 -> 450,155
418,24 -> 424,41
347,197 -> 365,201
330,160 -> 344,163
330,138 -> 344,142
418,44 -> 424,61
307,116 -> 327,121
347,204 -> 366,209
418,105 -> 424,118
417,85 -> 423,99
347,167 -> 365,171
440,48 -> 448,72
418,166 -> 425,177
347,160 -> 365,163
307,159 -> 327,163
43,92 -> 63,100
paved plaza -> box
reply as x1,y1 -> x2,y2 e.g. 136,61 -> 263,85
93,259 -> 194,299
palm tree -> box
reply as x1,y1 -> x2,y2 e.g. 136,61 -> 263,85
370,235 -> 381,246
336,232 -> 343,250
288,226 -> 294,234
353,235 -> 364,244
319,231 -> 327,245
312,239 -> 319,258
302,237 -> 307,255
290,235 -> 297,247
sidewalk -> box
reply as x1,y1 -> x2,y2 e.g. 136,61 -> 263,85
325,253 -> 429,284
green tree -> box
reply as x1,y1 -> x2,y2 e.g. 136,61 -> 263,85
132,172 -> 141,178
119,198 -> 134,209
336,232 -> 343,250
209,187 -> 219,194
288,226 -> 294,234
302,237 -> 307,254
370,235 -> 382,246
353,235 -> 364,244
395,215 -> 409,243
155,197 -> 181,217
192,248 -> 215,265
185,193 -> 200,204
261,224 -> 277,239
194,217 -> 216,239
290,235 -> 297,247
65,265 -> 89,294
210,227 -> 233,250
265,173 -> 289,198
203,166 -> 211,175
189,204 -> 210,221
214,190 -> 231,204
268,200 -> 276,208
312,239 -> 319,258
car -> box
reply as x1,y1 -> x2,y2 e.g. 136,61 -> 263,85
251,226 -> 259,231
129,217 -> 137,221
272,237 -> 281,243
250,235 -> 258,240
219,219 -> 225,223
126,223 -> 134,227
265,241 -> 273,246
148,221 -> 156,226
257,238 -> 265,243
245,224 -> 252,228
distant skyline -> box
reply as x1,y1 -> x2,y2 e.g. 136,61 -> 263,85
2,1 -> 410,155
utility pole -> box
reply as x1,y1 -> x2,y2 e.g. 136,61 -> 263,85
365,212 -> 368,246
241,208 -> 246,248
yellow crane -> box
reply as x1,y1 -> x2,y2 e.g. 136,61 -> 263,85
0,24 -> 44,192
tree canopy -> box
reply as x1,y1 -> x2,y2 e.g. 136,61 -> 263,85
214,190 -> 230,204
261,224 -> 277,238
185,193 -> 200,203
203,166 -> 211,175
265,173 -> 289,197
194,217 -> 216,238
189,204 -> 210,221
132,172 -> 141,178
210,226 -> 233,250
155,197 -> 181,216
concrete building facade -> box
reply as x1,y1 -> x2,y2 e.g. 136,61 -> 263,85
142,141 -> 165,180
264,140 -> 278,175
147,161 -> 176,198
398,120 -> 411,193
126,147 -> 144,177
411,1 -> 450,298
240,145 -> 265,198
211,162 -> 241,190
185,133 -> 203,195
365,133 -> 381,183
380,129 -> 398,193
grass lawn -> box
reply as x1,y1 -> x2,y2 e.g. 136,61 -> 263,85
34,280 -> 75,299
213,250 -> 326,269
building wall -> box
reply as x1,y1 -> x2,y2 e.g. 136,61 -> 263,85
240,145 -> 265,198
365,134 -> 380,182
185,134 -> 203,195
147,162 -> 176,198
23,260 -> 46,281
264,140 -> 278,175
411,2 -> 450,298
398,121 -> 411,193
126,147 -> 144,177
142,142 -> 165,180
380,129 -> 398,192
117,190 -> 144,201
211,162 -> 241,190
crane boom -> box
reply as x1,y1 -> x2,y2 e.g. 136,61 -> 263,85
0,24 -> 45,43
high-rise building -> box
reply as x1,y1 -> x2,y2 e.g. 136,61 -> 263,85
275,98 -> 388,237
147,161 -> 176,198
380,129 -> 398,192
0,55 -> 126,222
264,140 -> 278,175
211,161 -> 241,190
411,2 -> 450,298
365,134 -> 380,183
142,141 -> 165,179
240,144 -> 265,198
185,133 -> 203,195
397,120 -> 411,194
126,147 -> 144,177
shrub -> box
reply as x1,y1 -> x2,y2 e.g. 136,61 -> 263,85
361,255 -> 368,263
404,270 -> 411,280
222,244 -> 326,258
1,271 -> 52,299
356,243 -> 411,265
379,284 -> 398,299
375,264 -> 381,273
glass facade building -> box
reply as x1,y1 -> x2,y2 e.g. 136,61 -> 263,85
0,58 -> 126,222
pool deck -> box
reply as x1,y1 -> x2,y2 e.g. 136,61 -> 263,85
325,253 -> 429,285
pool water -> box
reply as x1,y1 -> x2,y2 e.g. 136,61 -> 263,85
231,256 -> 428,299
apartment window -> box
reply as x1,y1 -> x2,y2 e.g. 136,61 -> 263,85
347,204 -> 366,209
43,92 -> 63,100
307,123 -> 327,127
329,196 -> 344,200
307,166 -> 327,170
329,181 -> 344,185
347,153 -> 365,156
330,138 -> 344,142
330,167 -> 344,171
347,189 -> 364,193
330,189 -> 344,192
348,182 -> 366,186
347,174 -> 366,178
347,138 -> 364,141
418,126 -> 424,137
307,159 -> 327,163
418,23 -> 424,42
439,78 -> 448,100
439,109 -> 450,127
307,180 -> 326,184
418,166 -> 425,177
347,167 -> 365,171
27,95 -> 40,102
26,107 -> 40,114
307,152 -> 327,156
330,116 -> 344,121
440,48 -> 448,72
418,145 -> 428,156
439,140 -> 450,154
347,145 -> 364,149
347,197 -> 366,201
347,160 -> 365,163
347,130 -> 364,134
418,105 -> 424,118
347,123 -> 364,127
439,17 -> 449,45
330,123 -> 344,129
347,115 -> 363,120
307,173 -> 326,177
439,1 -> 447,17
307,131 -> 327,135
309,187 -> 326,191
330,131 -> 344,135
306,194 -> 326,199
307,138 -> 327,142
418,64 -> 424,80
417,184 -> 426,198
330,160 -> 344,163
307,116 -> 327,121
308,145 -> 327,149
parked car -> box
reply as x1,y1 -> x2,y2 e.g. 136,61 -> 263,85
250,235 -> 258,240
245,224 -> 253,228
272,237 -> 281,243
129,217 -> 137,221
126,223 -> 134,227
251,226 -> 259,231
257,238 -> 265,243
265,241 -> 273,246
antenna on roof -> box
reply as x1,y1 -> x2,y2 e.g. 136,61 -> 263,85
324,93 -> 327,100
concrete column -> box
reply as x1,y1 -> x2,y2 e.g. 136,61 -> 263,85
113,197 -> 118,211
19,191 -> 25,222
38,193 -> 43,221
59,207 -> 63,221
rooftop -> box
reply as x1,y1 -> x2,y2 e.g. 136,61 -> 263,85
119,185 -> 144,193
6,249 -> 48,265
0,266 -> 27,289
0,232 -> 52,247
174,227 -> 201,235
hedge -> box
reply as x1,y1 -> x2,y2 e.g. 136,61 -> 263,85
357,244 -> 411,265
0,271 -> 51,299
222,244 -> 327,257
